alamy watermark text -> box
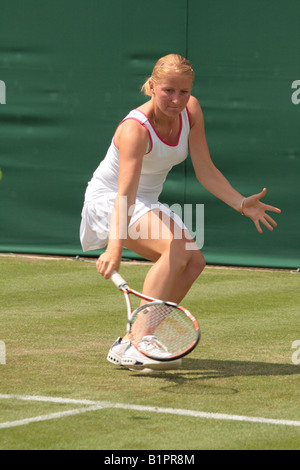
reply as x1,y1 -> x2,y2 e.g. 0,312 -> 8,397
0,80 -> 6,104
0,341 -> 6,364
292,340 -> 300,365
291,80 -> 300,105
106,197 -> 204,250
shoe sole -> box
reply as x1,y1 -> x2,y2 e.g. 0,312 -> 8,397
129,368 -> 167,374
122,357 -> 182,371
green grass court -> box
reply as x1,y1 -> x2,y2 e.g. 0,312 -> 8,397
0,254 -> 299,450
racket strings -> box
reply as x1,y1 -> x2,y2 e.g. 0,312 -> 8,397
132,303 -> 197,356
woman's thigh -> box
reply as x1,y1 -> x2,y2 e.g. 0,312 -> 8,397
124,209 -> 198,261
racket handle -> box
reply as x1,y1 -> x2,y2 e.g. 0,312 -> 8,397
110,270 -> 128,289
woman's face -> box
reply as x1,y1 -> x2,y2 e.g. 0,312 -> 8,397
150,73 -> 193,118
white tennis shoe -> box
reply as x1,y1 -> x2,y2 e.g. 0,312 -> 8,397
107,336 -> 182,371
121,335 -> 182,371
107,337 -> 131,365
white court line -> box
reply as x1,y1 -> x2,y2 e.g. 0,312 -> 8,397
0,394 -> 300,429
0,405 -> 107,430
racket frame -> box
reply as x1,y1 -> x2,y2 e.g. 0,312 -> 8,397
110,271 -> 200,361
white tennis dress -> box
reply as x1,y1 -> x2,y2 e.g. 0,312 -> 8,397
80,108 -> 191,252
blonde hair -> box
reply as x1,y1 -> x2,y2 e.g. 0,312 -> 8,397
141,54 -> 194,97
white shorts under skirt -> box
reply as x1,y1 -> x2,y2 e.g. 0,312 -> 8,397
80,193 -> 187,252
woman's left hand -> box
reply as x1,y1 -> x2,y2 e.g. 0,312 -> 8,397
241,188 -> 281,233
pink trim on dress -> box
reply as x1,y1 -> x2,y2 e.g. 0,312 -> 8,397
135,109 -> 183,147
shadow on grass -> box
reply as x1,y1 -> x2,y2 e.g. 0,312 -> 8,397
182,357 -> 300,378
133,358 -> 300,395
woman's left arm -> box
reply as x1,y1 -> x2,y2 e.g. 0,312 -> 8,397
187,96 -> 281,233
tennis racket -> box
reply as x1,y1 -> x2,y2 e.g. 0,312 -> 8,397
110,270 -> 200,361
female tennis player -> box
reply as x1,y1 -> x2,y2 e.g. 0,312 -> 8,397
80,54 -> 281,370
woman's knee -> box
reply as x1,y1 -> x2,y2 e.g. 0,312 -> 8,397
188,249 -> 206,278
167,242 -> 205,291
168,238 -> 204,273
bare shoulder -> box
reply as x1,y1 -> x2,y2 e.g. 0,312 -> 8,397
187,96 -> 204,127
114,117 -> 149,150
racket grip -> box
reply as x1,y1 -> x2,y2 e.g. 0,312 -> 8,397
110,270 -> 128,289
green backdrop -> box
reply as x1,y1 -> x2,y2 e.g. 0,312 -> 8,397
0,0 -> 299,268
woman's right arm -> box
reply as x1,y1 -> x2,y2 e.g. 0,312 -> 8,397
96,120 -> 149,279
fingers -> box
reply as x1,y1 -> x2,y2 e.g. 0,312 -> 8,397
96,255 -> 120,280
250,188 -> 281,233
258,203 -> 281,233
97,263 -> 114,280
257,188 -> 281,213
254,213 -> 278,233
261,216 -> 274,231
254,217 -> 272,234
254,220 -> 263,234
98,264 -> 115,280
264,204 -> 281,214
264,213 -> 278,228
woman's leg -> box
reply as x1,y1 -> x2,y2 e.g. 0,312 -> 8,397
124,209 -> 206,304
107,208 -> 205,362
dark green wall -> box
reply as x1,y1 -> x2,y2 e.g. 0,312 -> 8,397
0,0 -> 299,268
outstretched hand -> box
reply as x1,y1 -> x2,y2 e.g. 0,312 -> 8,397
241,188 -> 281,233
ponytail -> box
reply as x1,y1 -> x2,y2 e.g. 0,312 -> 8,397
141,77 -> 152,97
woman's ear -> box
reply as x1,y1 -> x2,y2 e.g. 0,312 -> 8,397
149,79 -> 155,95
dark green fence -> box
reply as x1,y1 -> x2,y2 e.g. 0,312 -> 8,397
0,0 -> 299,268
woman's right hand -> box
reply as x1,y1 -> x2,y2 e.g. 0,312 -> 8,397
96,243 -> 122,280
